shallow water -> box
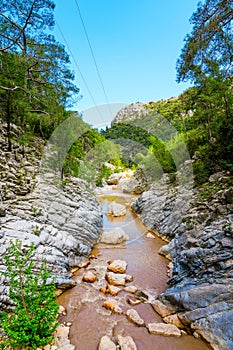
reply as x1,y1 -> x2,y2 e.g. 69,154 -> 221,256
57,189 -> 211,350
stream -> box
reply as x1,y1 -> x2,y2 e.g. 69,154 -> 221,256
57,187 -> 211,350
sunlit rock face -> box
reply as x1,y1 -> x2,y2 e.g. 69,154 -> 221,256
132,166 -> 233,350
0,120 -> 103,311
111,102 -> 149,126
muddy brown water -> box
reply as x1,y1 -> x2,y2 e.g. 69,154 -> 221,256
57,189 -> 211,350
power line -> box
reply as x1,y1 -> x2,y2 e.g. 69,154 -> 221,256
55,20 -> 104,121
74,0 -> 112,116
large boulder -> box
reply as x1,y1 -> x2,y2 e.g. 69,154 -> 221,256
120,168 -> 148,194
100,227 -> 129,245
107,201 -> 126,217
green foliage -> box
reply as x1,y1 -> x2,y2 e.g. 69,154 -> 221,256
102,121 -> 176,173
177,0 -> 233,83
63,128 -> 110,177
175,0 -> 233,184
0,240 -> 59,349
96,165 -> 112,187
60,125 -> 125,185
193,160 -> 210,185
78,139 -> 123,186
0,0 -> 79,147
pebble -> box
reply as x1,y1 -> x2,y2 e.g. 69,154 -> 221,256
82,271 -> 97,283
124,285 -> 138,294
108,284 -> 122,296
117,335 -> 137,350
103,299 -> 123,314
107,259 -> 127,274
125,275 -> 133,283
98,335 -> 117,350
58,305 -> 66,314
127,298 -> 141,306
78,260 -> 91,268
106,272 -> 127,286
146,232 -> 155,239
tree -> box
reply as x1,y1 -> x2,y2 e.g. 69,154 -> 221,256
177,0 -> 233,83
0,52 -> 29,150
0,0 -> 79,148
0,240 -> 59,349
176,0 -> 233,179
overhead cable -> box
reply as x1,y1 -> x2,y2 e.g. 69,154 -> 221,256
74,0 -> 112,116
56,20 -> 104,121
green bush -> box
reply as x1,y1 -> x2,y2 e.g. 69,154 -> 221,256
0,240 -> 59,349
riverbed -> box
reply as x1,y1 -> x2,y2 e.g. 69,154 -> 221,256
57,188 -> 211,350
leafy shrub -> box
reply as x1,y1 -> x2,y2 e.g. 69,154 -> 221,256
0,240 -> 59,349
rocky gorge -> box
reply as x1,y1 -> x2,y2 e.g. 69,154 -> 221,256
0,115 -> 233,350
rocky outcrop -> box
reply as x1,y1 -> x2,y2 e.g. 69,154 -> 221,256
132,168 -> 193,240
132,166 -> 233,349
119,168 -> 148,194
0,120 -> 103,311
0,123 -> 42,201
111,102 -> 149,126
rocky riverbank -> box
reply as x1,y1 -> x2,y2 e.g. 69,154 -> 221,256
132,165 -> 233,350
0,120 -> 103,311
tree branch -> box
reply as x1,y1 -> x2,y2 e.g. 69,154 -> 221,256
30,109 -> 50,115
23,0 -> 37,31
0,32 -> 24,51
0,13 -> 23,32
0,85 -> 22,91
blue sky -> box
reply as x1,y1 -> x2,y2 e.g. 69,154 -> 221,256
53,0 -> 199,126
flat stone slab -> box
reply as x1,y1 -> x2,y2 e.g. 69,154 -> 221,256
117,335 -> 137,350
106,272 -> 127,286
151,300 -> 176,317
98,335 -> 117,350
107,284 -> 122,296
125,285 -> 138,294
126,309 -> 145,326
147,323 -> 182,337
108,259 -> 127,274
163,314 -> 185,329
